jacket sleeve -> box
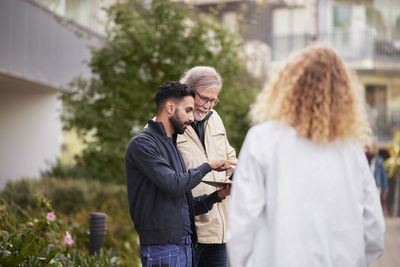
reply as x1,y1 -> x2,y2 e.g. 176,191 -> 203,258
226,137 -> 237,162
192,191 -> 220,216
362,157 -> 385,265
129,136 -> 211,197
220,112 -> 237,162
213,110 -> 237,162
227,129 -> 265,267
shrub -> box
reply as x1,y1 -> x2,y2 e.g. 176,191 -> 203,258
49,183 -> 89,215
0,178 -> 140,267
0,229 -> 63,266
0,230 -> 120,267
1,178 -> 36,209
0,193 -> 120,266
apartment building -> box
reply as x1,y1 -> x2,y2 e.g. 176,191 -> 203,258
0,0 -> 112,187
192,0 -> 400,144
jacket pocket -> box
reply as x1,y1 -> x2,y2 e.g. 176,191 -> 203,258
177,135 -> 188,145
212,132 -> 227,158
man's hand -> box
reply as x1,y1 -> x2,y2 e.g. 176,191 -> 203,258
217,179 -> 232,199
208,160 -> 235,172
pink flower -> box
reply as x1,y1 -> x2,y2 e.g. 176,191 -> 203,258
64,231 -> 74,246
46,211 -> 56,221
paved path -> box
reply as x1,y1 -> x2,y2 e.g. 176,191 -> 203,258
371,217 -> 400,267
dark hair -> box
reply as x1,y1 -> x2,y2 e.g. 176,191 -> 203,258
154,81 -> 195,114
378,148 -> 390,161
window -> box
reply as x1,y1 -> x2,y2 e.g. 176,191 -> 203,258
34,0 -> 115,34
366,84 -> 387,109
366,84 -> 391,141
272,8 -> 306,61
333,5 -> 351,29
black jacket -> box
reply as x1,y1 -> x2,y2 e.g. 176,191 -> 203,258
125,120 -> 219,246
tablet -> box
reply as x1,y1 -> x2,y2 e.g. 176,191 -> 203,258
227,170 -> 234,181
202,180 -> 232,188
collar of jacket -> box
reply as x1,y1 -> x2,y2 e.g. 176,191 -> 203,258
192,110 -> 214,127
147,119 -> 178,144
201,110 -> 213,122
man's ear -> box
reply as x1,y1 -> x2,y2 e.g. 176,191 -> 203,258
165,100 -> 175,114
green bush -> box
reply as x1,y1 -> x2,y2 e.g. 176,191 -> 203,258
0,194 -> 120,267
0,229 -> 63,267
0,229 -> 120,267
0,178 -> 140,267
2,178 -> 89,215
49,184 -> 88,215
41,158 -> 81,179
1,178 -> 36,209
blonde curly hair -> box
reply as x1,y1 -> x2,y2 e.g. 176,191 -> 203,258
250,45 -> 371,146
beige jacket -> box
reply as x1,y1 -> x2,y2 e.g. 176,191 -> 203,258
177,110 -> 236,244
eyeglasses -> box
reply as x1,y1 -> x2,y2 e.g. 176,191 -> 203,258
195,91 -> 219,106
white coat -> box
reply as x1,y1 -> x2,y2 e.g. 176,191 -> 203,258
227,121 -> 385,267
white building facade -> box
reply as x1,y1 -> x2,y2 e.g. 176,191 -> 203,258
0,0 -> 107,187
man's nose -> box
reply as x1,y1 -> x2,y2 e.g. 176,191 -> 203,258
202,101 -> 212,109
188,112 -> 194,123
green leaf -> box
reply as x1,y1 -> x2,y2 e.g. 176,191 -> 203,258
1,231 -> 9,243
45,245 -> 62,264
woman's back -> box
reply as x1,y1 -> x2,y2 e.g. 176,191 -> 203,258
228,121 -> 385,267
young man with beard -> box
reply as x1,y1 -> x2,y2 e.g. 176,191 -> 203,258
125,81 -> 233,267
178,67 -> 237,267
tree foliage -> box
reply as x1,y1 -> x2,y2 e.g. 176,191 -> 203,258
385,132 -> 400,178
61,0 -> 259,183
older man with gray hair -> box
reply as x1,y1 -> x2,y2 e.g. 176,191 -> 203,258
177,66 -> 237,267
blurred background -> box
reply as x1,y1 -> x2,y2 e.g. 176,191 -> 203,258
2,0 -> 400,187
1,0 -> 400,266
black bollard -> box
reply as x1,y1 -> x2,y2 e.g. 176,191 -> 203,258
89,212 -> 107,255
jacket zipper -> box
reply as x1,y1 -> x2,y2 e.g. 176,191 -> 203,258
193,120 -> 225,243
204,136 -> 225,243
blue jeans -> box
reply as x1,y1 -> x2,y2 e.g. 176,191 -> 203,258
140,236 -> 193,267
196,243 -> 228,267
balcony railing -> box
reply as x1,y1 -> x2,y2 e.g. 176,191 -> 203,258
321,29 -> 400,64
0,0 -> 103,90
271,34 -> 311,61
368,108 -> 400,143
271,29 -> 400,65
